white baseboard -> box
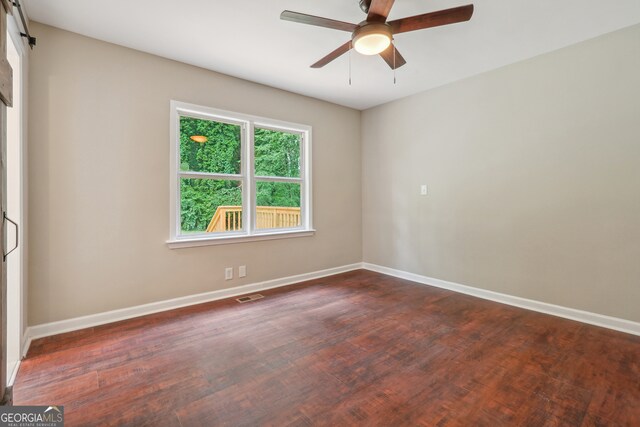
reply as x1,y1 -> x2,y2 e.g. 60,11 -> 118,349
21,331 -> 31,359
6,333 -> 31,386
22,260 -> 639,356
362,263 -> 640,336
7,360 -> 20,387
25,263 -> 362,344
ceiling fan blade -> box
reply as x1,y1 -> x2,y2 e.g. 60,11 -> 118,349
311,41 -> 352,68
379,44 -> 406,70
388,4 -> 474,34
367,0 -> 395,22
281,10 -> 357,32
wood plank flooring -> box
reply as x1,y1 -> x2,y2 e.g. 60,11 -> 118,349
13,270 -> 640,426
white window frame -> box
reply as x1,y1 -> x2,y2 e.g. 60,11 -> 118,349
168,101 -> 313,248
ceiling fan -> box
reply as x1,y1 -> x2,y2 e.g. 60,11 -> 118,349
281,0 -> 474,70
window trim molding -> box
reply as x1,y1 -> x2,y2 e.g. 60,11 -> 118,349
168,100 -> 313,248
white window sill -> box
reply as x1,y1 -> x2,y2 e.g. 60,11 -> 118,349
167,229 -> 315,249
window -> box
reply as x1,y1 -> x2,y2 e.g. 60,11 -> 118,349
168,101 -> 313,247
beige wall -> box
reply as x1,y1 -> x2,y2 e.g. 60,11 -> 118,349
362,24 -> 640,322
28,23 -> 362,325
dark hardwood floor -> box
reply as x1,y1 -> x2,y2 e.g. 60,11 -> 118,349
13,270 -> 640,426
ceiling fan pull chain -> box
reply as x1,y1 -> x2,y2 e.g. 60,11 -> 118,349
393,39 -> 397,84
349,41 -> 353,86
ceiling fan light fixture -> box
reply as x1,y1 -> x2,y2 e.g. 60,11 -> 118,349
352,22 -> 392,55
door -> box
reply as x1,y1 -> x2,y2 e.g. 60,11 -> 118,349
0,0 -> 13,405
5,15 -> 22,388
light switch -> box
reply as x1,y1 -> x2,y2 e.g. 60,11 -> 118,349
421,185 -> 428,195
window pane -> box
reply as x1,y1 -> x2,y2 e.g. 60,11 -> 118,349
255,181 -> 301,229
180,116 -> 241,174
180,178 -> 243,234
254,127 -> 301,178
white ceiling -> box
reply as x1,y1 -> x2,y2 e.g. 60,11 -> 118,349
22,0 -> 640,110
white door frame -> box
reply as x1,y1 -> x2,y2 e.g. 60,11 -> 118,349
6,14 -> 27,387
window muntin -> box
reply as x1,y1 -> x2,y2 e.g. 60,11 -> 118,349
170,101 -> 312,245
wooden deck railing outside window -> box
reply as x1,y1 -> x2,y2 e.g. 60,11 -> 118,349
206,206 -> 301,232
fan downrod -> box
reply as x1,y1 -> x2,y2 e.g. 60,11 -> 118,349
359,0 -> 371,14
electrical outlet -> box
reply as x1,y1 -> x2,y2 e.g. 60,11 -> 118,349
239,265 -> 247,278
225,267 -> 233,280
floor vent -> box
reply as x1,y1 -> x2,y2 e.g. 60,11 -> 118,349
236,294 -> 264,303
